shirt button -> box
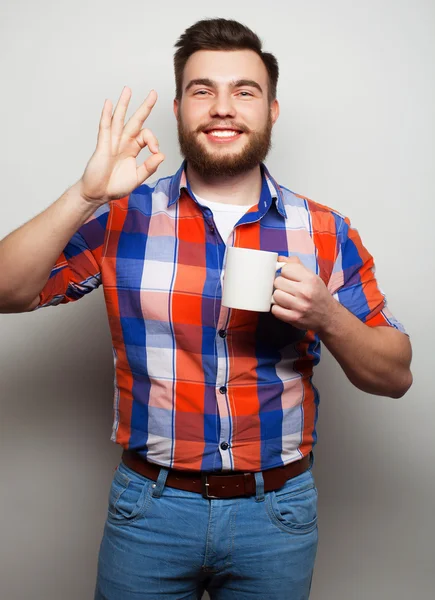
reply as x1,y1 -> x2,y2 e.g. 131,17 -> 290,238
218,329 -> 227,338
219,386 -> 227,394
220,442 -> 229,450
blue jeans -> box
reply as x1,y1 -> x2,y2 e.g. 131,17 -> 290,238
94,458 -> 318,599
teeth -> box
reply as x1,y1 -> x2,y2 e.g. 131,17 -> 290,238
208,130 -> 239,138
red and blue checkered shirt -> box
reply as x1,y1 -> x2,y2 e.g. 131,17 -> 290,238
36,162 -> 405,472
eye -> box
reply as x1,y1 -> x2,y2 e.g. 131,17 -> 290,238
237,91 -> 254,98
194,90 -> 210,96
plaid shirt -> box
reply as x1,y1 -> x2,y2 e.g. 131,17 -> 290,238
36,162 -> 405,472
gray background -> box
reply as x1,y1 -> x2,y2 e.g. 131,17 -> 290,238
0,0 -> 434,598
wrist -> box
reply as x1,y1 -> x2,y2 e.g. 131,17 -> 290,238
318,295 -> 342,338
66,181 -> 101,220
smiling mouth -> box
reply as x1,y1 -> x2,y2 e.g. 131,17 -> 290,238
202,129 -> 244,142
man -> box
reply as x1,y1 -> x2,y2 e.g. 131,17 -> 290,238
0,17 -> 412,600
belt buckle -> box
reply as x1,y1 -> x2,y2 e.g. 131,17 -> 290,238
201,474 -> 220,499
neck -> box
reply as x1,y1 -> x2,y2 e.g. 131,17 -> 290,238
186,163 -> 262,206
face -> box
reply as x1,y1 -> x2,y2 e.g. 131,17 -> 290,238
174,50 -> 279,178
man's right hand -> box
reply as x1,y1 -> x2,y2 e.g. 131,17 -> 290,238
79,87 -> 165,207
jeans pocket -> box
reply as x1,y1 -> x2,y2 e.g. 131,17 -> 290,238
107,466 -> 150,525
266,470 -> 318,534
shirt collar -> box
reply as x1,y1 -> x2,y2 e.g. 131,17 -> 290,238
167,160 -> 286,218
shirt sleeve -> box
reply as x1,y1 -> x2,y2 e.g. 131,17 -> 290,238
34,203 -> 110,310
327,215 -> 407,333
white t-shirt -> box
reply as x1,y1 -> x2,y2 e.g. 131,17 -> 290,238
194,194 -> 255,244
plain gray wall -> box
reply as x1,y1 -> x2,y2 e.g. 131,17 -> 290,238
1,0 -> 434,598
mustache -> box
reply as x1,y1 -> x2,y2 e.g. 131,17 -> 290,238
195,122 -> 250,134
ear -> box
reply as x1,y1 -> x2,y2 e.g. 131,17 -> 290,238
173,98 -> 179,119
270,98 -> 280,125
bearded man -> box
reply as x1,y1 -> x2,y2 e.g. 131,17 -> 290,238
0,17 -> 412,600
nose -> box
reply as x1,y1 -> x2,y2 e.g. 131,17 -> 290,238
210,92 -> 236,119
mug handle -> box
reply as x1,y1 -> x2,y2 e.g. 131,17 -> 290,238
271,261 -> 287,305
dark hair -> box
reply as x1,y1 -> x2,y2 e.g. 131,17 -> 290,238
174,18 -> 279,102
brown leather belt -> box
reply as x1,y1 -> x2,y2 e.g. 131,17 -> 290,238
121,449 -> 311,499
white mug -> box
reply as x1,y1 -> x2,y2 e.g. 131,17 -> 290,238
221,247 -> 286,312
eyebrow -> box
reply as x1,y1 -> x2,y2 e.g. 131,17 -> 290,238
185,78 -> 263,94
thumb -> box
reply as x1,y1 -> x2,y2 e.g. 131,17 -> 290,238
278,255 -> 302,265
136,152 -> 165,184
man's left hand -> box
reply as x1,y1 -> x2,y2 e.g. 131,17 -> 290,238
271,256 -> 338,332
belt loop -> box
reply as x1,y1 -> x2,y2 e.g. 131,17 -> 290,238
254,471 -> 265,503
151,467 -> 169,498
309,451 -> 314,470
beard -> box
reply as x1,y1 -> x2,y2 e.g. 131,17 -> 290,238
177,112 -> 273,178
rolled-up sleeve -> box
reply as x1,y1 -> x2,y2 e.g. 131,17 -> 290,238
34,203 -> 110,309
327,215 -> 406,333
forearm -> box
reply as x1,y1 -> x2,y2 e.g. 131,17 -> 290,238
319,299 -> 413,398
0,181 -> 95,310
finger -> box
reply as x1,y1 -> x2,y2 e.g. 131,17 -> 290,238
96,99 -> 113,151
136,152 -> 165,184
278,255 -> 302,264
279,263 -> 307,282
273,289 -> 303,311
133,128 -> 160,155
271,304 -> 305,329
111,86 -> 132,153
123,90 -> 158,140
274,276 -> 299,296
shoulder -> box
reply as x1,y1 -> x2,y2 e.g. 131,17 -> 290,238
279,184 -> 344,218
278,184 -> 348,234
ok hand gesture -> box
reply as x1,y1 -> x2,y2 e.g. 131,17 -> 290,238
80,87 -> 165,206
